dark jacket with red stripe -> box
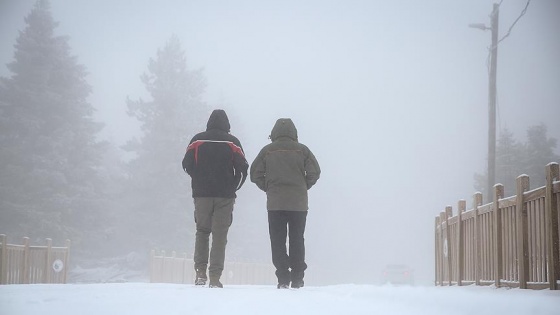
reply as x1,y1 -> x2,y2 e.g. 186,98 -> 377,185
182,110 -> 248,198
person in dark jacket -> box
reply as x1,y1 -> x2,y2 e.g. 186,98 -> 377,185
182,109 -> 248,288
250,118 -> 321,289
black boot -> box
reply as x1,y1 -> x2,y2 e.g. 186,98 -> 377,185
209,278 -> 223,288
195,268 -> 207,286
291,279 -> 304,289
290,269 -> 305,289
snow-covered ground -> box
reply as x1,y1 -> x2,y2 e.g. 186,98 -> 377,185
1,283 -> 559,315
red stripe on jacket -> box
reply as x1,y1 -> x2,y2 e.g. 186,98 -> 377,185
186,140 -> 245,164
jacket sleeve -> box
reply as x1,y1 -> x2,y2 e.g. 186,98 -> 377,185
250,149 -> 267,192
182,138 -> 196,175
232,140 -> 249,191
304,147 -> 321,189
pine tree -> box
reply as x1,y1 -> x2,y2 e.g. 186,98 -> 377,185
521,123 -> 559,187
495,128 -> 524,196
0,0 -> 106,244
120,35 -> 208,252
473,124 -> 559,197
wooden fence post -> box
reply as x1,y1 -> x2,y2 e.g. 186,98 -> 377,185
63,239 -> 71,284
516,175 -> 530,289
439,211 -> 446,285
493,184 -> 504,288
161,250 -> 166,283
182,252 -> 189,284
45,238 -> 52,283
457,200 -> 466,286
445,206 -> 453,286
545,162 -> 559,290
0,234 -> 6,285
150,250 -> 155,283
23,237 -> 30,284
473,192 -> 482,286
172,251 -> 178,284
435,216 -> 440,286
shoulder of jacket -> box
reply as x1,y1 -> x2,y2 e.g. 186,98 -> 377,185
299,143 -> 316,158
294,142 -> 310,151
189,132 -> 205,143
228,134 -> 242,144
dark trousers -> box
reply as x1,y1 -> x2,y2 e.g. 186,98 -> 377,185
268,210 -> 308,285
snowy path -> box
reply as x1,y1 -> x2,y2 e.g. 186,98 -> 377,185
1,283 -> 559,315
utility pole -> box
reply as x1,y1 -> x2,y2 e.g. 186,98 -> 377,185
487,3 -> 499,202
472,0 -> 531,201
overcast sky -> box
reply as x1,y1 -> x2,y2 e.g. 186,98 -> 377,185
1,0 -> 559,284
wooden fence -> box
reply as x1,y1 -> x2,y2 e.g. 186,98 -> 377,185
435,162 -> 560,290
150,250 -> 276,285
0,235 -> 71,284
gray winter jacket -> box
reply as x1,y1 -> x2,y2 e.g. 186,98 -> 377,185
250,118 -> 321,211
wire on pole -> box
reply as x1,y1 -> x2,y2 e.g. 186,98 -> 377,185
497,0 -> 531,45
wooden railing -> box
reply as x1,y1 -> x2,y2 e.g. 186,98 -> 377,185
150,250 -> 276,285
435,162 -> 560,290
0,235 -> 71,284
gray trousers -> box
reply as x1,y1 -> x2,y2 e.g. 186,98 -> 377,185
193,197 -> 234,280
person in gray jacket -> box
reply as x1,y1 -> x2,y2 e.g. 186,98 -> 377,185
250,118 -> 321,289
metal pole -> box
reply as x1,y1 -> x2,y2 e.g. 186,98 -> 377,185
487,3 -> 499,201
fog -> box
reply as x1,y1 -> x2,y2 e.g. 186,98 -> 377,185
1,0 -> 559,285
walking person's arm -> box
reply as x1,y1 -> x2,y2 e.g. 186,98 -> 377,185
250,149 -> 267,192
232,140 -> 249,191
304,148 -> 321,189
182,137 -> 199,175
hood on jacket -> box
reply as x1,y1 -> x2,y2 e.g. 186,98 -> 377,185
206,109 -> 231,132
270,118 -> 298,142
